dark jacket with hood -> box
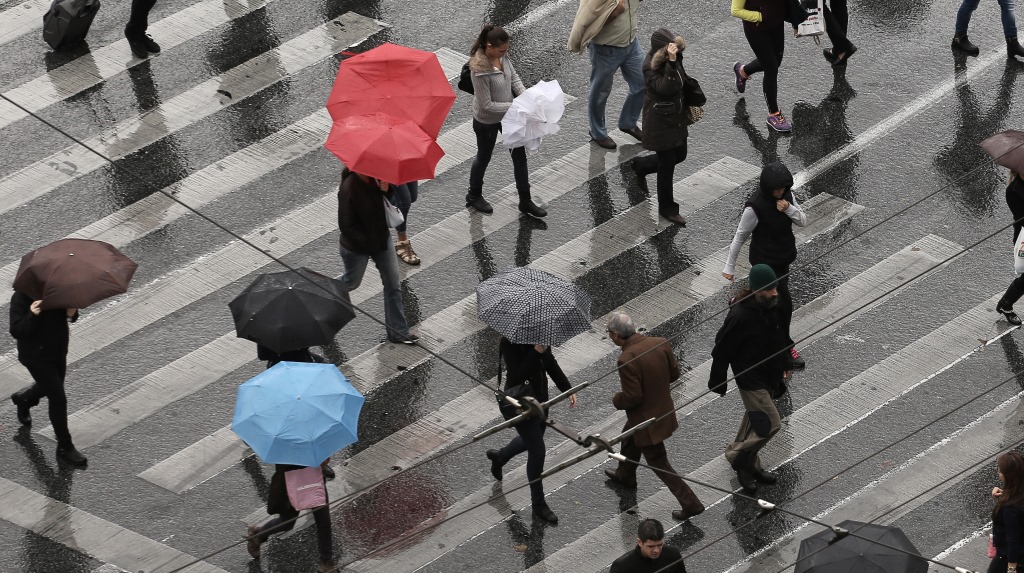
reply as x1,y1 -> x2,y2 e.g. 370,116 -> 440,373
709,294 -> 788,392
609,544 -> 687,573
641,29 -> 705,152
338,168 -> 391,255
9,290 -> 78,365
746,161 -> 798,267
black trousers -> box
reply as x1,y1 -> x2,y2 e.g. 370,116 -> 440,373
125,0 -> 157,38
469,119 -> 530,200
743,24 -> 785,114
497,416 -> 547,504
1002,275 -> 1024,309
767,262 -> 795,346
987,555 -> 1009,573
19,360 -> 73,447
257,505 -> 333,562
634,141 -> 688,216
823,2 -> 853,53
613,437 -> 703,512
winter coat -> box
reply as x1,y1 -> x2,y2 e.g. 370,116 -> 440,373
709,296 -> 789,392
640,29 -> 704,152
567,0 -> 621,52
9,290 -> 78,365
337,169 -> 390,255
500,338 -> 572,404
612,334 -> 680,447
747,162 -> 798,267
469,51 -> 525,125
993,502 -> 1024,563
609,545 -> 687,573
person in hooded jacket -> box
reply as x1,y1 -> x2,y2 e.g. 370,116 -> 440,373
631,29 -> 706,227
708,264 -> 790,493
722,161 -> 807,369
997,170 -> 1024,326
466,25 -> 547,219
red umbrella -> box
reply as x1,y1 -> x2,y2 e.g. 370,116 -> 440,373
13,239 -> 138,310
327,43 -> 456,140
981,130 -> 1024,174
325,113 -> 445,185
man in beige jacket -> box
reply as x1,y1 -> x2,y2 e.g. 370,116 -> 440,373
568,0 -> 646,150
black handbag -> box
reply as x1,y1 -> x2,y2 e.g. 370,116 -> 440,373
458,62 -> 475,95
495,348 -> 533,421
682,75 -> 706,126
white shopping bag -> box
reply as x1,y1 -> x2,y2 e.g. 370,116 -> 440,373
797,0 -> 825,37
1014,227 -> 1024,275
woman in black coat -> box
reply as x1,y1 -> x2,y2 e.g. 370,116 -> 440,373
997,170 -> 1024,325
485,337 -> 576,524
631,29 -> 705,227
989,451 -> 1024,573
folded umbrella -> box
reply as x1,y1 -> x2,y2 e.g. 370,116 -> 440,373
232,362 -> 365,466
981,130 -> 1024,174
794,520 -> 928,573
327,43 -> 456,140
325,112 -> 445,185
476,266 -> 591,347
501,80 -> 565,153
228,267 -> 355,353
13,238 -> 137,310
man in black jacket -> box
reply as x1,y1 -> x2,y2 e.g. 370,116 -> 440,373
9,291 -> 87,466
609,519 -> 687,573
708,264 -> 789,493
337,169 -> 416,344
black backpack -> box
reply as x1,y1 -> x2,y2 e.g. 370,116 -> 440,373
457,62 -> 474,95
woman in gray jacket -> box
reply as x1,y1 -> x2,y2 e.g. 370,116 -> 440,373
467,25 -> 546,218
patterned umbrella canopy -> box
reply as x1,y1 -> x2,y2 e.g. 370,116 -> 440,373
475,267 -> 591,346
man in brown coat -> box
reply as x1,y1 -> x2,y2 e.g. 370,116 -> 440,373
605,311 -> 704,521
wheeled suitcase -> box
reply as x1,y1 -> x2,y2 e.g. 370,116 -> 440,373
42,0 -> 100,50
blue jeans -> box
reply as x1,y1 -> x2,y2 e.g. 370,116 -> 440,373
587,38 -> 646,140
338,243 -> 411,340
956,0 -> 1018,38
386,181 -> 418,234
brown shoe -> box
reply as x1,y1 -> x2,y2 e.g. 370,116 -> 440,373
245,525 -> 262,558
621,126 -> 643,141
671,504 -> 705,521
592,136 -> 617,149
604,468 -> 637,489
317,559 -> 337,572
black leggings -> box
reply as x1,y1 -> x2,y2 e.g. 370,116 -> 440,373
823,2 -> 853,53
19,361 -> 72,447
743,24 -> 785,114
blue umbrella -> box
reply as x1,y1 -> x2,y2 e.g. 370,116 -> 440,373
232,362 -> 364,466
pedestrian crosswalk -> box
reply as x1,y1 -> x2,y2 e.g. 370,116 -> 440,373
1,0 -> 1022,571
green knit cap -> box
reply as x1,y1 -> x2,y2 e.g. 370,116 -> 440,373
748,264 -> 778,292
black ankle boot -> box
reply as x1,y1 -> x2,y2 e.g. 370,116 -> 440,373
753,467 -> 778,484
1009,37 -> 1024,59
56,445 -> 88,467
10,393 -> 31,426
736,468 -> 758,493
486,449 -> 503,481
952,34 -> 980,57
532,502 -> 558,524
466,193 -> 493,214
518,199 -> 547,218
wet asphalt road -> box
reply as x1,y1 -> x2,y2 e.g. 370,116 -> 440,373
2,0 -> 1024,571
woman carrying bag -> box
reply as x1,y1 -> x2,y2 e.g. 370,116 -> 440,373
485,337 -> 576,524
988,451 -> 1024,573
997,169 -> 1024,325
631,28 -> 705,227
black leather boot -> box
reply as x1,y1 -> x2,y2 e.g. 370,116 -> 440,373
486,449 -> 503,481
736,467 -> 758,493
753,467 -> 779,484
952,34 -> 980,57
532,501 -> 558,524
1009,37 -> 1024,60
10,392 -> 31,426
466,192 -> 493,214
56,445 -> 88,467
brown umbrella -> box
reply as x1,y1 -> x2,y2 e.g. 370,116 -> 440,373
981,130 -> 1024,174
13,239 -> 138,310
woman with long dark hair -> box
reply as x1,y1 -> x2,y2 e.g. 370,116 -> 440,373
989,451 -> 1024,573
730,0 -> 792,133
466,25 -> 546,218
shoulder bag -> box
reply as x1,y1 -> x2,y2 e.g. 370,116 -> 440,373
458,62 -> 475,94
682,75 -> 706,127
495,347 -> 534,421
284,466 -> 327,510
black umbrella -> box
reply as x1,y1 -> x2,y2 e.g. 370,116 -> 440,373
229,267 -> 355,353
475,267 -> 591,346
795,520 -> 928,573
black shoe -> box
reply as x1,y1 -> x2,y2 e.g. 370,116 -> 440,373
952,34 -> 980,57
387,333 -> 419,344
591,135 -> 617,149
998,304 -> 1023,326
486,449 -> 503,480
604,468 -> 638,489
753,467 -> 778,484
466,194 -> 493,214
621,126 -> 643,142
56,446 -> 88,467
736,468 -> 758,493
630,158 -> 651,192
125,35 -> 150,58
11,393 -> 31,426
141,34 -> 160,53
532,502 -> 558,524
823,48 -> 837,64
518,199 -> 547,218
831,44 -> 857,67
322,465 -> 336,480
671,504 -> 705,521
1010,38 -> 1024,60
663,213 -> 687,226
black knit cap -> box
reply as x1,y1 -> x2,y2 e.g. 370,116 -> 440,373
650,28 -> 675,50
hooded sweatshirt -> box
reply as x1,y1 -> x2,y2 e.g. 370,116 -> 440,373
723,162 -> 807,275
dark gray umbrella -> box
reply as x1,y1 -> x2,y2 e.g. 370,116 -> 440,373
475,267 -> 591,346
795,520 -> 928,573
981,130 -> 1024,174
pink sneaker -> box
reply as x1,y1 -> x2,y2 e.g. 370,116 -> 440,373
733,62 -> 747,93
789,347 -> 805,370
766,112 -> 792,133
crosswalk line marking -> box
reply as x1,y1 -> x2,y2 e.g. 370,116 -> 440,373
523,291 -> 1006,573
728,387 -> 1024,573
0,0 -> 50,47
130,126 -> 645,494
0,48 -> 463,295
931,525 -> 991,573
0,0 -> 281,130
0,476 -> 227,573
0,11 -> 385,217
341,195 -> 880,572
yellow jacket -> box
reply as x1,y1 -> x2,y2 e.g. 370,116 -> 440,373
731,0 -> 762,23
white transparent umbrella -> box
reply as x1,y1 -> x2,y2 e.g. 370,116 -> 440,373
501,80 -> 565,153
